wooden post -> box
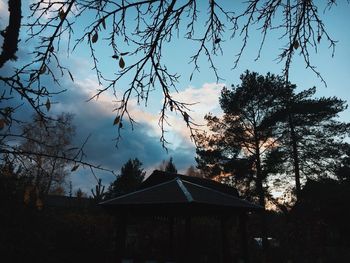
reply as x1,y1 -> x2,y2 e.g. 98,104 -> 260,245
184,216 -> 192,263
115,214 -> 127,263
238,213 -> 248,263
221,216 -> 229,263
168,216 -> 174,260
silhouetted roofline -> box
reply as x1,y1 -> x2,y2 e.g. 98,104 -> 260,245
100,172 -> 262,214
99,178 -> 182,205
140,170 -> 239,197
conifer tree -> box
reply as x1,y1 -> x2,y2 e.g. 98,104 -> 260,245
264,86 -> 350,199
195,71 -> 288,253
104,158 -> 145,199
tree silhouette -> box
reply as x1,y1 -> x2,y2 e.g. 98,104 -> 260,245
264,86 -> 350,199
185,165 -> 202,178
104,158 -> 145,199
91,178 -> 105,202
195,71 -> 290,253
196,71 -> 287,201
0,0 -> 21,68
18,113 -> 76,196
75,188 -> 87,198
158,157 -> 178,174
1,111 -> 115,180
334,144 -> 350,182
0,154 -> 25,203
164,157 -> 178,174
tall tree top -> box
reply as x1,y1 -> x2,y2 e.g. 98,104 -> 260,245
104,158 -> 145,199
164,157 -> 178,174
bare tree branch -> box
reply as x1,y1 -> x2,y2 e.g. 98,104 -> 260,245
1,0 -> 347,152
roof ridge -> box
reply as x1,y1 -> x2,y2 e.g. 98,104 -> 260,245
149,170 -> 238,190
99,177 -> 179,205
181,179 -> 262,208
176,177 -> 194,202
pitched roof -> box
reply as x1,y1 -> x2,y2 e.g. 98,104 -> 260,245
100,171 -> 261,215
140,170 -> 239,197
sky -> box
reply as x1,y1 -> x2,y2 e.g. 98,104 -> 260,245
1,1 -> 350,194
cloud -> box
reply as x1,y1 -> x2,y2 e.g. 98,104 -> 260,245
0,1 -> 9,47
28,1 -> 79,20
171,83 -> 224,117
50,73 -> 208,191
55,79 -> 226,191
123,82 -> 224,144
160,83 -> 224,146
1,42 -> 223,193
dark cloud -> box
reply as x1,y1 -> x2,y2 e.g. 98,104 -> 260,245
1,44 -> 198,193
50,75 -> 197,191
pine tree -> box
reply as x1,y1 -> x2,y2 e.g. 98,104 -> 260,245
158,157 -> 178,174
196,71 -> 287,203
264,86 -> 350,199
195,71 -> 288,253
104,158 -> 145,199
164,157 -> 177,174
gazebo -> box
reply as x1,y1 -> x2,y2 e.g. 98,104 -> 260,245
100,170 -> 262,263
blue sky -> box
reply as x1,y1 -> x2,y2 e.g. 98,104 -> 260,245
1,1 -> 349,194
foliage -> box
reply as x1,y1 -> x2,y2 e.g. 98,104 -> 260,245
196,71 -> 287,204
76,188 -> 87,198
195,71 -> 301,254
0,154 -> 26,203
196,71 -> 350,205
91,178 -> 106,202
104,158 -> 145,199
18,113 -> 75,196
334,144 -> 350,182
185,165 -> 202,178
158,157 -> 178,174
264,86 -> 350,198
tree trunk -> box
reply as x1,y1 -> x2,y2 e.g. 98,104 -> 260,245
0,0 -> 21,68
254,136 -> 269,260
288,113 -> 301,200
44,157 -> 58,195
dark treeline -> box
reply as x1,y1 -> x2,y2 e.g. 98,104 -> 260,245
0,155 -> 182,263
